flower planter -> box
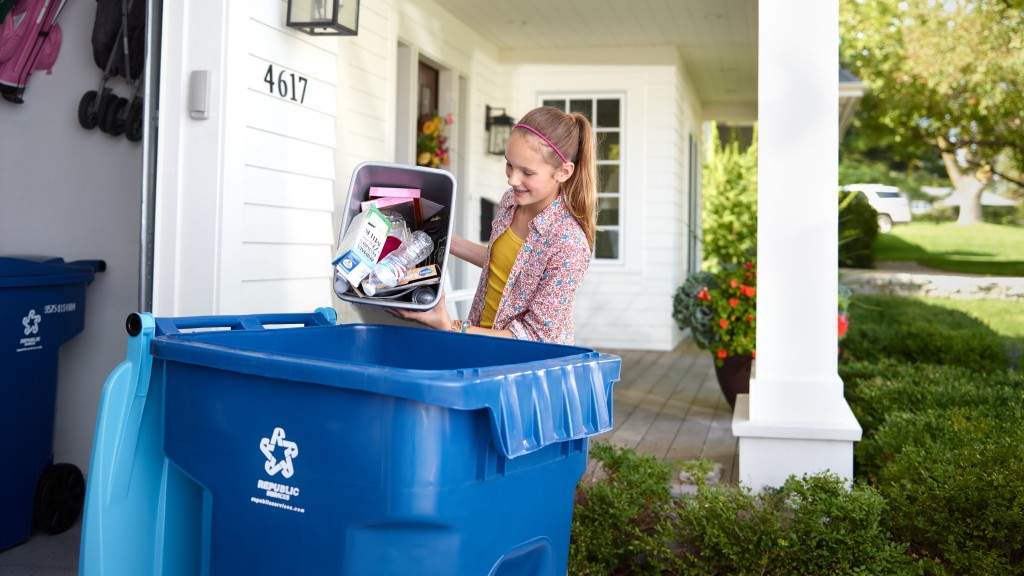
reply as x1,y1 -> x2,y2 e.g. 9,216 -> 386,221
713,354 -> 752,409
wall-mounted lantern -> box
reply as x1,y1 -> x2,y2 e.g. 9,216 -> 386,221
485,105 -> 515,156
287,0 -> 359,36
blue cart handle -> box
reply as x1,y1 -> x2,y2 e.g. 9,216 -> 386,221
68,259 -> 107,274
127,308 -> 338,336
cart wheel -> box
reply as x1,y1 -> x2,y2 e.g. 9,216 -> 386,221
78,91 -> 99,129
125,98 -> 144,142
96,92 -> 118,133
103,97 -> 128,136
33,463 -> 85,535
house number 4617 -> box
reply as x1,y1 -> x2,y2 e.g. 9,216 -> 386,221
264,64 -> 308,104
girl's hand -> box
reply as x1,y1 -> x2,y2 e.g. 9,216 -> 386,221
389,288 -> 453,331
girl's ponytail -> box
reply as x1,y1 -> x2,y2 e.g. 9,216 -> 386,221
563,113 -> 597,251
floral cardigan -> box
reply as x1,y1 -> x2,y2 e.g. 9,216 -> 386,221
468,188 -> 591,345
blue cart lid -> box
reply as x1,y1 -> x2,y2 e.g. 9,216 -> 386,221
150,320 -> 619,459
0,256 -> 105,288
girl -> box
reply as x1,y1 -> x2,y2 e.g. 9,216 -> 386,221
395,106 -> 597,345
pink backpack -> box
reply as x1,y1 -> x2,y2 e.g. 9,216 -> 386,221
0,0 -> 67,103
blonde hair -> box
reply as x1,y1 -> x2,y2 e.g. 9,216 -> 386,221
513,106 -> 597,251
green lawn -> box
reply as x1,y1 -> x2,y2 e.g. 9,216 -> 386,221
873,222 -> 1024,276
916,296 -> 1024,339
937,298 -> 1024,339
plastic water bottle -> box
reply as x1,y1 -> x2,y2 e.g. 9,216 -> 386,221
363,231 -> 433,296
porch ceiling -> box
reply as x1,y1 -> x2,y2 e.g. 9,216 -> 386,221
427,0 -> 758,113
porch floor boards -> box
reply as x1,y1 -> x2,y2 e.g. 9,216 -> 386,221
587,339 -> 740,489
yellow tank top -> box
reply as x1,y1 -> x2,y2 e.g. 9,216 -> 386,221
479,227 -> 524,328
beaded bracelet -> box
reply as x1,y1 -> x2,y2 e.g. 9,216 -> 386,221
449,320 -> 469,333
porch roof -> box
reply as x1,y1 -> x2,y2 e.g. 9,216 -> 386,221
428,0 -> 758,116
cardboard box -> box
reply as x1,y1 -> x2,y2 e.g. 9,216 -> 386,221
355,264 -> 440,298
368,186 -> 421,199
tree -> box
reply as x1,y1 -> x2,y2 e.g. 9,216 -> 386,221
840,0 -> 1024,224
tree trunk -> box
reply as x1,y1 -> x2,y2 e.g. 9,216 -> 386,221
954,177 -> 985,225
939,138 -> 985,225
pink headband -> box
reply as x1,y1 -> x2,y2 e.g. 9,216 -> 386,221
514,123 -> 568,164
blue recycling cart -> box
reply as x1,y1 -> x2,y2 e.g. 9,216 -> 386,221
0,256 -> 104,552
79,310 -> 619,575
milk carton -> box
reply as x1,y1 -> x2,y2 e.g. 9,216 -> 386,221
332,206 -> 391,291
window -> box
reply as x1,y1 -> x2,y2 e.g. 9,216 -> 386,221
542,96 -> 623,260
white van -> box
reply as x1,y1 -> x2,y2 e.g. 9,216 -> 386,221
841,184 -> 913,233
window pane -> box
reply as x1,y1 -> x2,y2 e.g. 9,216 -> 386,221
598,164 -> 619,193
597,197 -> 619,226
569,99 -> 592,122
595,229 -> 619,259
596,99 -> 620,128
598,132 -> 620,161
541,94 -> 621,261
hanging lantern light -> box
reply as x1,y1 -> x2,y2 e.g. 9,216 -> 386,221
287,0 -> 359,36
485,105 -> 515,156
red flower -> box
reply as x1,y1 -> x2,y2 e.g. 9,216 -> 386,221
744,261 -> 753,270
747,315 -> 754,323
719,319 -> 729,329
730,279 -> 738,288
717,349 -> 727,359
729,298 -> 739,308
752,350 -> 756,359
838,314 -> 849,338
697,286 -> 711,301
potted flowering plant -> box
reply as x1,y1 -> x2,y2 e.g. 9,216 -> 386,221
673,261 -> 757,408
673,262 -> 757,366
416,112 -> 452,169
674,262 -> 854,408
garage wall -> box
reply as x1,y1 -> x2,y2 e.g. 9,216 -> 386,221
0,0 -> 143,473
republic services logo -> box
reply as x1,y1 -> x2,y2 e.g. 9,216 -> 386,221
260,427 -> 299,478
22,309 -> 41,335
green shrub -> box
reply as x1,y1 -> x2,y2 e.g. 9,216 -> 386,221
702,123 -> 757,271
841,301 -> 1024,575
674,474 -> 919,576
840,295 -> 1013,373
983,204 -> 1023,226
842,359 -> 1024,440
839,189 -> 879,268
841,359 -> 1024,574
569,443 -> 682,575
570,446 -> 921,575
871,410 -> 1024,575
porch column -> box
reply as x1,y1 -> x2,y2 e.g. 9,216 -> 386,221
731,0 -> 862,493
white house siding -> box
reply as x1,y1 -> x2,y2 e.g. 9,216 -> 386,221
152,0 -> 338,316
238,2 -> 338,313
503,48 -> 700,351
